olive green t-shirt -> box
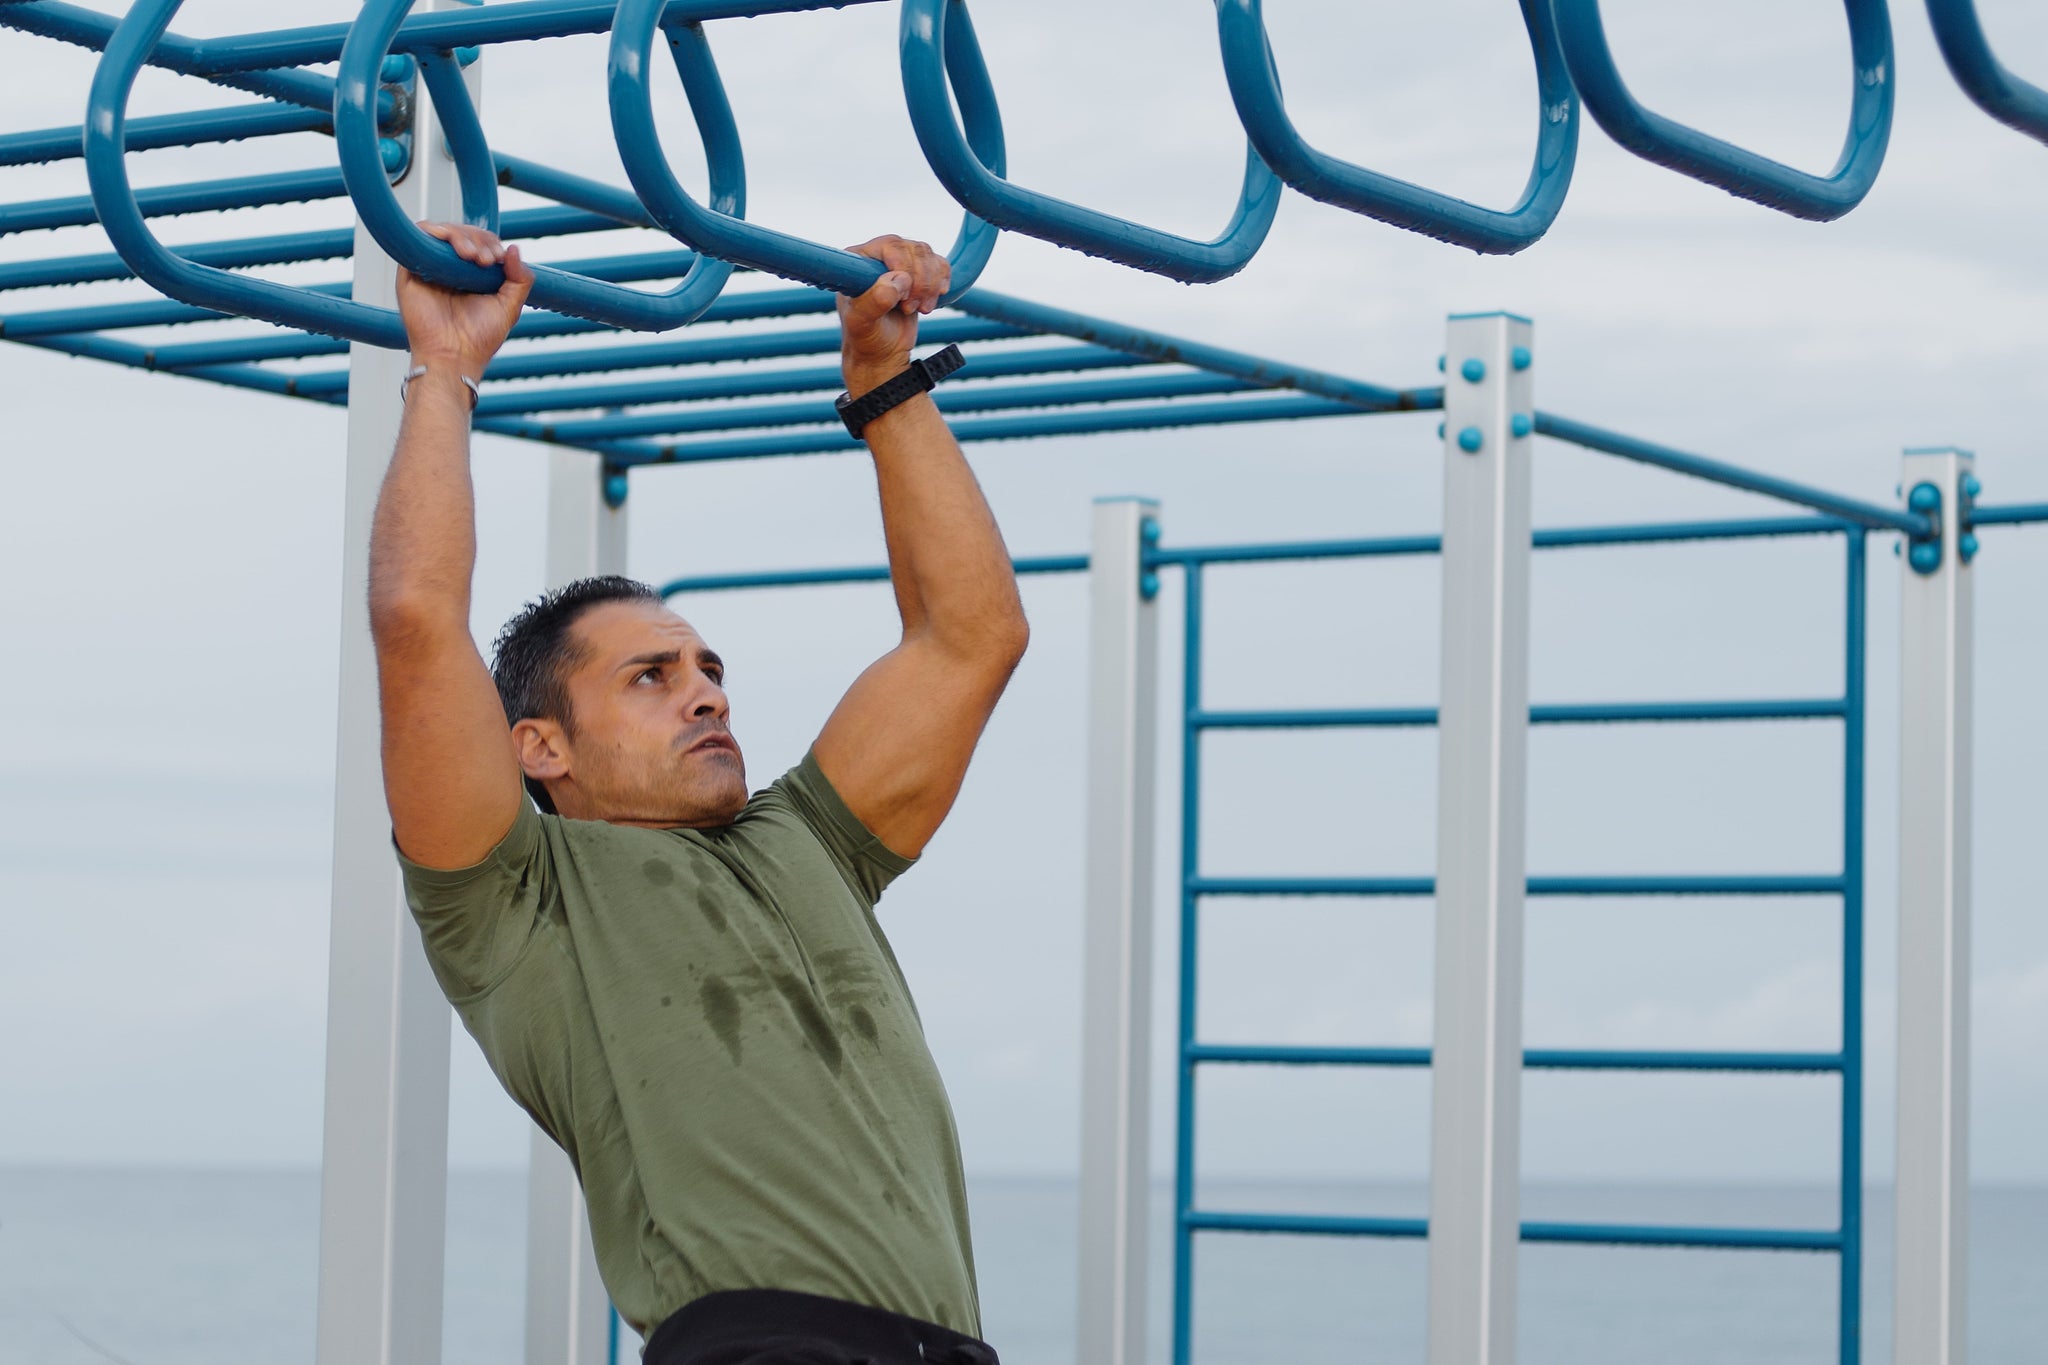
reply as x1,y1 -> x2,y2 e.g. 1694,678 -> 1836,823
398,753 -> 979,1339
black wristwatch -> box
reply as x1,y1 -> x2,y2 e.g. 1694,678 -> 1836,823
835,344 -> 966,440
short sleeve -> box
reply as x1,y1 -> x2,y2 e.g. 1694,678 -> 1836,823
397,802 -> 556,1001
775,750 -> 917,905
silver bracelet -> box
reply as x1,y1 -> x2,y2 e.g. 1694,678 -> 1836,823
401,364 -> 481,410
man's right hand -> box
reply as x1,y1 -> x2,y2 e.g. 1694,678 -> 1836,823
395,222 -> 533,378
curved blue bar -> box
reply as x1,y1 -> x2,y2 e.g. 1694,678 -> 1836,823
1926,0 -> 2048,145
337,0 -> 737,332
610,0 -> 1002,300
1215,0 -> 1577,254
84,0 -> 408,347
900,0 -> 1280,284
1553,0 -> 1895,221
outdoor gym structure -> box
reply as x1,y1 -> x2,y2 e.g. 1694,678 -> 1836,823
1,2 -> 2044,1364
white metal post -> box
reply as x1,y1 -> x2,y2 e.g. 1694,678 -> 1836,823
1894,447 -> 1975,1365
316,16 -> 476,1365
1427,313 -> 1534,1365
1076,497 -> 1161,1365
525,450 -> 628,1365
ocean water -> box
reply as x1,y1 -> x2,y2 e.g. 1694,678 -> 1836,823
0,1170 -> 2041,1365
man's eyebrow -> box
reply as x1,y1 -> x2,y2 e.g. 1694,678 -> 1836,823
619,649 -> 682,672
698,649 -> 724,673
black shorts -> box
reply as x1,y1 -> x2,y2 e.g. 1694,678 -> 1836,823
645,1289 -> 1000,1365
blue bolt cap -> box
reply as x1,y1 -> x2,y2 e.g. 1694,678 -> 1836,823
1962,473 -> 1982,499
603,471 -> 630,508
1140,571 -> 1161,601
1436,355 -> 1445,372
456,46 -> 481,67
379,137 -> 408,174
1436,422 -> 1446,440
1908,482 -> 1941,513
1908,541 -> 1941,574
1140,517 -> 1161,546
1511,345 -> 1532,371
1959,532 -> 1980,562
1511,413 -> 1532,439
1458,426 -> 1484,454
381,54 -> 413,84
1460,358 -> 1486,384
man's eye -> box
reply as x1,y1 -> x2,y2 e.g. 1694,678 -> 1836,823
634,667 -> 661,685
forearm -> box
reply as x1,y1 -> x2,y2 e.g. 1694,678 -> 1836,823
856,386 -> 1025,658
368,369 -> 481,633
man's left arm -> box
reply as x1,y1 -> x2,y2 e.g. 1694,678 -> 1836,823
811,237 -> 1029,859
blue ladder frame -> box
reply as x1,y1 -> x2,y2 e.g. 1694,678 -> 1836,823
1165,519 -> 1869,1364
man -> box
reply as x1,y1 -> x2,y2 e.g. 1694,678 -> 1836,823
369,222 -> 1026,1365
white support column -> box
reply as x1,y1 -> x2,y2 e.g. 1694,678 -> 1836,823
1076,497 -> 1161,1365
524,450 -> 628,1365
1427,313 -> 1534,1365
316,15 -> 476,1365
1894,447 -> 1975,1365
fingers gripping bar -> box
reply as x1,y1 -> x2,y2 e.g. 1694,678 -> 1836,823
899,0 -> 1281,285
1925,0 -> 2048,147
608,0 -> 1003,303
1552,0 -> 1895,221
1215,0 -> 1576,255
337,0 -> 738,333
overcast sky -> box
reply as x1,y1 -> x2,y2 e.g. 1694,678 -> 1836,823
1,0 -> 2044,1195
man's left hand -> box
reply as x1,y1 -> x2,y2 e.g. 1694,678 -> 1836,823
838,235 -> 950,395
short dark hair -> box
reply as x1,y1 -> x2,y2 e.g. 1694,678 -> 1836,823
490,575 -> 662,813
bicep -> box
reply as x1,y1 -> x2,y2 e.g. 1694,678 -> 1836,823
811,638 -> 1016,859
375,621 -> 525,869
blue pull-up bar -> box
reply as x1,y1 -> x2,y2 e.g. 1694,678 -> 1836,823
336,0 -> 739,333
1552,0 -> 1895,221
900,0 -> 1282,284
1214,0 -> 1578,255
609,0 -> 1003,301
1926,0 -> 2048,147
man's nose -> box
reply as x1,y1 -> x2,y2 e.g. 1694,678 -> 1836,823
687,676 -> 728,719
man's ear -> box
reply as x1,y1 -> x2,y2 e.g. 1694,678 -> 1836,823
511,717 -> 571,787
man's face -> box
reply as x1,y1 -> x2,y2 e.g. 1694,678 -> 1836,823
540,600 -> 747,826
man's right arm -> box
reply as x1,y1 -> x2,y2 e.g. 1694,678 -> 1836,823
369,224 -> 534,870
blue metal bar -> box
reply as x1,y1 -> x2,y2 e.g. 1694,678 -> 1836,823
1172,563 -> 1204,1365
1534,516 -> 1852,548
1968,501 -> 2048,527
0,0 -> 388,119
1839,529 -> 1868,1365
657,553 -> 1088,596
1552,0 -> 1894,221
1185,1211 -> 1842,1252
477,344 -> 1148,418
0,101 -> 330,169
604,393 -> 1365,466
952,290 -> 1435,413
1534,413 -> 1928,535
1186,875 -> 1844,898
1926,0 -> 2048,146
613,0 -> 1003,300
0,166 -> 345,234
1216,0 -> 1577,254
335,1 -> 739,330
901,0 -> 1280,284
1184,1043 -> 1846,1073
538,372 -> 1255,442
1189,698 -> 1846,729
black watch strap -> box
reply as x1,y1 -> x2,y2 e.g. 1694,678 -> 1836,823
835,343 -> 966,440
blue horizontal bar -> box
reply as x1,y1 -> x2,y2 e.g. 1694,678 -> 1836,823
1186,1210 -> 1842,1252
1969,501 -> 2048,527
659,554 -> 1089,597
479,344 -> 1147,419
0,165 -> 345,233
0,100 -> 329,168
1190,699 -> 1843,730
610,393 -> 1365,466
539,372 -> 1256,443
1188,875 -> 1842,898
953,290 -> 1437,413
1535,412 -> 1926,536
1147,535 -> 1443,567
1185,1043 -> 1844,1073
